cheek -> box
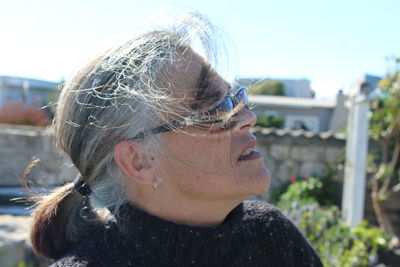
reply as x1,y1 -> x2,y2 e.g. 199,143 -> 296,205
182,135 -> 233,168
159,134 -> 234,175
155,134 -> 246,199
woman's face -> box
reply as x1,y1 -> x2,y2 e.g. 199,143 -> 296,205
153,49 -> 271,203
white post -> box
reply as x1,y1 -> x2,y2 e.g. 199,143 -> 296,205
22,79 -> 29,103
342,81 -> 372,227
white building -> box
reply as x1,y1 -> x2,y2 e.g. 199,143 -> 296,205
236,78 -> 314,98
249,91 -> 346,132
0,76 -> 59,108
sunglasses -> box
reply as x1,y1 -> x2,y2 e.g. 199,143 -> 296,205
132,87 -> 249,139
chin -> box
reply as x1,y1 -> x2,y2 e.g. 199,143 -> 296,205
255,171 -> 271,195
241,166 -> 271,196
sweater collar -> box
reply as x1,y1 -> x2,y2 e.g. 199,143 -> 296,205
110,201 -> 245,249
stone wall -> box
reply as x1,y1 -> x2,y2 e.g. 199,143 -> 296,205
0,124 -> 346,188
0,124 -> 77,186
252,127 -> 346,195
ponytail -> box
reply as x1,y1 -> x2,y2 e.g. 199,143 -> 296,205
30,183 -> 99,259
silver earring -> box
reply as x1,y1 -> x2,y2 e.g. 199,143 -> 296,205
153,183 -> 158,191
80,196 -> 91,219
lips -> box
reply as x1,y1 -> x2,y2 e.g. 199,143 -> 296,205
240,147 -> 255,158
238,139 -> 261,161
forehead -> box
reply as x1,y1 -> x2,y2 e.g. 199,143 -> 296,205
173,49 -> 207,91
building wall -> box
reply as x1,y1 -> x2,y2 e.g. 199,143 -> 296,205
329,91 -> 348,132
0,87 -> 22,107
237,78 -> 313,98
0,76 -> 58,108
252,105 -> 334,132
279,79 -> 313,98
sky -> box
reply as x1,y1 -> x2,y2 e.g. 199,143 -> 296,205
0,0 -> 399,100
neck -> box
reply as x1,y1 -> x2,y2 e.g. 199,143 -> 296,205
128,184 -> 245,227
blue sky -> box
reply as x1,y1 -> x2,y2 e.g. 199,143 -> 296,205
0,0 -> 399,99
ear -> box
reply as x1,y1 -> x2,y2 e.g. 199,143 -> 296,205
114,141 -> 154,185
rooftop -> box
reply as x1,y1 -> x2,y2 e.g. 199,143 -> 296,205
0,75 -> 58,91
251,127 -> 346,141
249,95 -> 336,109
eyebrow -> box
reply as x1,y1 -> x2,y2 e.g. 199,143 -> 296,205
196,64 -> 227,99
196,64 -> 212,96
191,64 -> 227,110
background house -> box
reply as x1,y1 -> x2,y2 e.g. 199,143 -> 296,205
249,91 -> 347,132
0,76 -> 59,109
237,78 -> 314,98
238,74 -> 381,133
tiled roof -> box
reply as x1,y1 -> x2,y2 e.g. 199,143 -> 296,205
0,75 -> 58,91
249,95 -> 336,109
251,126 -> 346,141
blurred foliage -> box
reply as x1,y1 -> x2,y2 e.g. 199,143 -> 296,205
270,179 -> 292,204
271,165 -> 342,207
367,56 -> 400,240
0,101 -> 51,126
14,261 -> 33,267
277,177 -> 390,267
255,114 -> 284,128
248,80 -> 285,96
276,176 -> 339,210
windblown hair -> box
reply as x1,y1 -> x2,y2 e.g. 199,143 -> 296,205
30,12 -> 227,259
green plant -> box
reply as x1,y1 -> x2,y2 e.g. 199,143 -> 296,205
272,176 -> 339,207
277,177 -> 390,267
277,177 -> 322,210
248,80 -> 285,96
14,261 -> 33,267
255,114 -> 284,128
270,179 -> 291,203
367,57 -> 400,242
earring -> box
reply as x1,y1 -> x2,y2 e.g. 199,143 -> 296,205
80,196 -> 91,219
153,182 -> 158,191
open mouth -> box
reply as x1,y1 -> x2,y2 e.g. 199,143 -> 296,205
238,146 -> 261,161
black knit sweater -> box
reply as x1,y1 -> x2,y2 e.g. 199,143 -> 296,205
51,201 -> 323,267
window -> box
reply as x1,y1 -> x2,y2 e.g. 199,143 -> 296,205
285,115 -> 319,131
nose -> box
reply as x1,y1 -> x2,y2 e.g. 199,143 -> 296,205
232,108 -> 257,133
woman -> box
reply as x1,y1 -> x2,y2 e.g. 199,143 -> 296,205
31,13 -> 323,267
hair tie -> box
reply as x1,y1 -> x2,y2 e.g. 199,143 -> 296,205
73,175 -> 92,196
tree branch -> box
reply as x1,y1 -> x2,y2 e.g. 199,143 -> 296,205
380,137 -> 400,195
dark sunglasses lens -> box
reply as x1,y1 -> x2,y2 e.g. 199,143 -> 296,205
196,88 -> 247,127
235,87 -> 248,105
196,96 -> 233,122
217,96 -> 234,113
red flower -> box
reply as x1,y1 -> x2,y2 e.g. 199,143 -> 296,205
290,177 -> 297,183
302,174 -> 310,179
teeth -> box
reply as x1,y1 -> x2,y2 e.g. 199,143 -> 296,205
241,147 -> 255,157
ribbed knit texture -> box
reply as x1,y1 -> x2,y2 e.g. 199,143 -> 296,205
51,201 -> 323,267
